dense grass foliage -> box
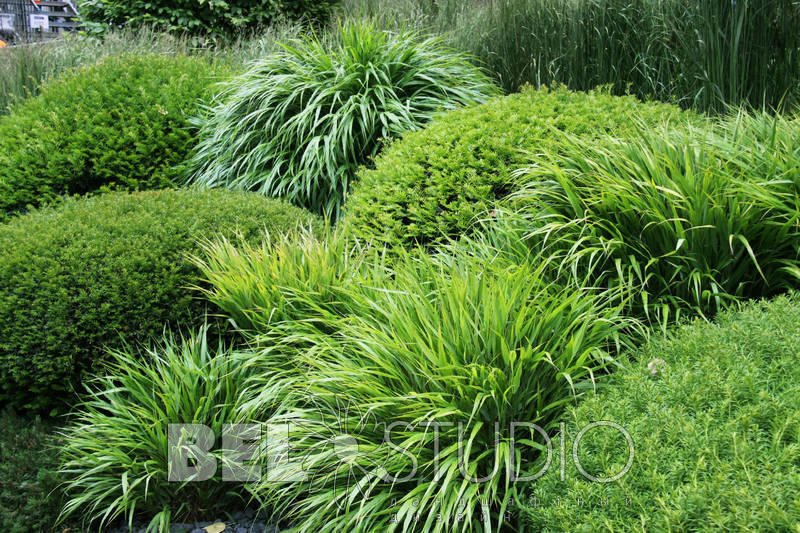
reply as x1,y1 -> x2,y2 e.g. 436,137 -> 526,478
520,293 -> 800,531
0,1 -> 795,530
505,110 -> 800,323
343,86 -> 693,251
0,189 -> 319,413
80,0 -> 338,36
59,329 -> 252,532
0,54 -> 227,221
194,228 -> 386,335
0,412 -> 75,533
201,234 -> 636,532
186,22 -> 499,218
342,0 -> 800,113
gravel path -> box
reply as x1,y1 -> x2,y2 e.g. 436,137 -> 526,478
105,509 -> 287,533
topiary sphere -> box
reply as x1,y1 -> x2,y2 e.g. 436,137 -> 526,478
0,54 -> 227,221
341,86 -> 697,250
0,188 -> 320,413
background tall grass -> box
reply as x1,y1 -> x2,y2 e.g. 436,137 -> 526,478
2,0 -> 797,115
0,24 -> 301,115
340,0 -> 800,113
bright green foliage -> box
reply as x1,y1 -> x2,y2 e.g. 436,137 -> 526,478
185,22 -> 499,218
0,54 -> 226,221
193,228 -> 388,335
80,0 -> 338,36
209,236 -> 636,532
520,292 -> 800,532
506,110 -> 800,323
0,189 -> 320,413
59,329 -> 253,532
341,86 -> 693,250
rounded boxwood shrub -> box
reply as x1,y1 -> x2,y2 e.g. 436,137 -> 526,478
341,86 -> 696,250
0,54 -> 227,222
185,22 -> 499,219
0,188 -> 320,413
520,292 -> 800,532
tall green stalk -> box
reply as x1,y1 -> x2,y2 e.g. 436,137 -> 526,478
340,0 -> 800,112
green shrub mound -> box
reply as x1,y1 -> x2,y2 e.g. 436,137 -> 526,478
0,54 -> 225,221
60,329 -> 253,531
505,110 -> 800,322
185,22 -> 499,218
0,189 -> 320,413
80,0 -> 338,36
341,86 -> 693,250
520,293 -> 800,532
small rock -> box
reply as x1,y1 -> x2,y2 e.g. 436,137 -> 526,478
647,358 -> 666,377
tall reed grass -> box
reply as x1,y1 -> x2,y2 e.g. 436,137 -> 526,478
340,0 -> 800,113
3,1 -> 796,115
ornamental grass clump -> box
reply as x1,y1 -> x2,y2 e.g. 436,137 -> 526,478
193,228 -> 388,337
59,329 -> 253,532
185,22 -> 499,218
217,239 -> 636,532
505,110 -> 800,324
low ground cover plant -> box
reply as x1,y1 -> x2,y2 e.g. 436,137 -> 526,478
0,54 -> 227,221
0,189 -> 319,413
504,110 -> 800,323
342,86 -> 695,251
59,328 -> 253,532
185,22 -> 499,218
520,292 -> 800,531
0,412 -> 74,533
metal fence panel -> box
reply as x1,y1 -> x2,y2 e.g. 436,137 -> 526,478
0,0 -> 80,43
